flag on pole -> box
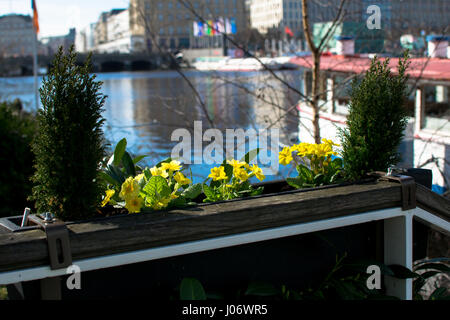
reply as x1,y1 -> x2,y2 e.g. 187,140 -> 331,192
207,20 -> 214,35
225,18 -> 232,34
285,26 -> 294,37
230,18 -> 237,34
32,0 -> 39,33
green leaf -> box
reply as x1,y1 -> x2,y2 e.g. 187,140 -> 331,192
250,186 -> 264,196
287,177 -> 304,189
313,173 -> 325,185
113,138 -> 127,166
133,155 -> 147,165
168,196 -> 187,208
240,148 -> 260,164
179,278 -> 206,300
155,176 -> 171,198
98,171 -> 120,187
223,164 -> 233,182
297,164 -> 313,182
210,179 -> 221,189
182,183 -> 203,200
142,176 -> 170,200
332,157 -> 343,169
417,271 -> 440,282
388,264 -> 419,279
245,281 -> 279,297
108,165 -> 125,185
429,287 -> 449,300
414,263 -> 450,273
202,184 -> 216,201
331,279 -> 367,300
142,178 -> 157,200
330,170 -> 342,184
122,151 -> 136,177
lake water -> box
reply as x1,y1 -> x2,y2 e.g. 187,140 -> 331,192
0,70 -> 304,182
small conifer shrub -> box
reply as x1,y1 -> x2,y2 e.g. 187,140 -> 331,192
339,52 -> 410,181
30,46 -> 106,221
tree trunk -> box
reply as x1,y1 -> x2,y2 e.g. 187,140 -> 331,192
302,0 -> 321,144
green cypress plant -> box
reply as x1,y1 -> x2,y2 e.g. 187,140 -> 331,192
30,46 -> 106,221
339,52 -> 410,181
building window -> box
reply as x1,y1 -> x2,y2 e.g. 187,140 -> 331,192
422,85 -> 450,133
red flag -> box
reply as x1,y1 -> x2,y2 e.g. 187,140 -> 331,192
32,0 -> 39,34
285,26 -> 294,37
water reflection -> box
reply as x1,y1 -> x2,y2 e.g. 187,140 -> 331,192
0,70 -> 302,182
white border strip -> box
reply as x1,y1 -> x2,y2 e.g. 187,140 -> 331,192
414,207 -> 450,234
0,207 -> 405,285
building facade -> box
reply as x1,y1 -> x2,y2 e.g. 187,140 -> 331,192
40,28 -> 76,56
75,23 -> 97,53
0,14 -> 36,57
250,0 -> 449,39
90,8 -> 145,53
129,0 -> 248,51
249,0 -> 362,37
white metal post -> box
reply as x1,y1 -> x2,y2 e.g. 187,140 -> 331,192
384,214 -> 413,300
415,86 -> 425,133
326,76 -> 335,114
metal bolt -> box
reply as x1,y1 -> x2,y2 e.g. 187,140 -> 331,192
43,212 -> 54,223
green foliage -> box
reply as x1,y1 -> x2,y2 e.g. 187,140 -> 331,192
339,52 -> 410,180
286,158 -> 344,189
0,286 -> 8,300
100,138 -> 147,188
0,100 -> 37,217
99,143 -> 200,213
202,149 -> 264,203
280,140 -> 345,189
179,278 -> 207,300
30,46 -> 106,221
389,258 -> 450,300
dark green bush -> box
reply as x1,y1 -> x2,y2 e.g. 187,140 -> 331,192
30,46 -> 106,221
0,100 -> 37,217
339,52 -> 410,180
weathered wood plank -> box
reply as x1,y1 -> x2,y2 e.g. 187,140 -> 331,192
0,181 -> 402,272
416,183 -> 450,223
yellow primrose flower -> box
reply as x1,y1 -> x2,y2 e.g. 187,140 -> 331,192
293,143 -> 311,157
174,171 -> 191,185
150,166 -> 169,178
161,160 -> 182,172
234,167 -> 249,182
279,147 -> 293,166
322,138 -> 340,147
125,196 -> 143,213
208,166 -> 228,181
101,189 -> 115,207
314,144 -> 328,158
134,173 -> 145,184
119,177 -> 140,200
227,159 -> 246,169
250,164 -> 265,181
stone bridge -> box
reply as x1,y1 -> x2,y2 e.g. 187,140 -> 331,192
0,52 -> 176,76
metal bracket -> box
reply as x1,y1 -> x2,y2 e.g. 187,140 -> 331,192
29,215 -> 73,270
374,172 -> 417,211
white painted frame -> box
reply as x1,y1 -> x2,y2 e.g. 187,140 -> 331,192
1,206 -> 448,300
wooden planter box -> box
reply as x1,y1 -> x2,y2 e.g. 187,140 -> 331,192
0,178 -> 448,300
